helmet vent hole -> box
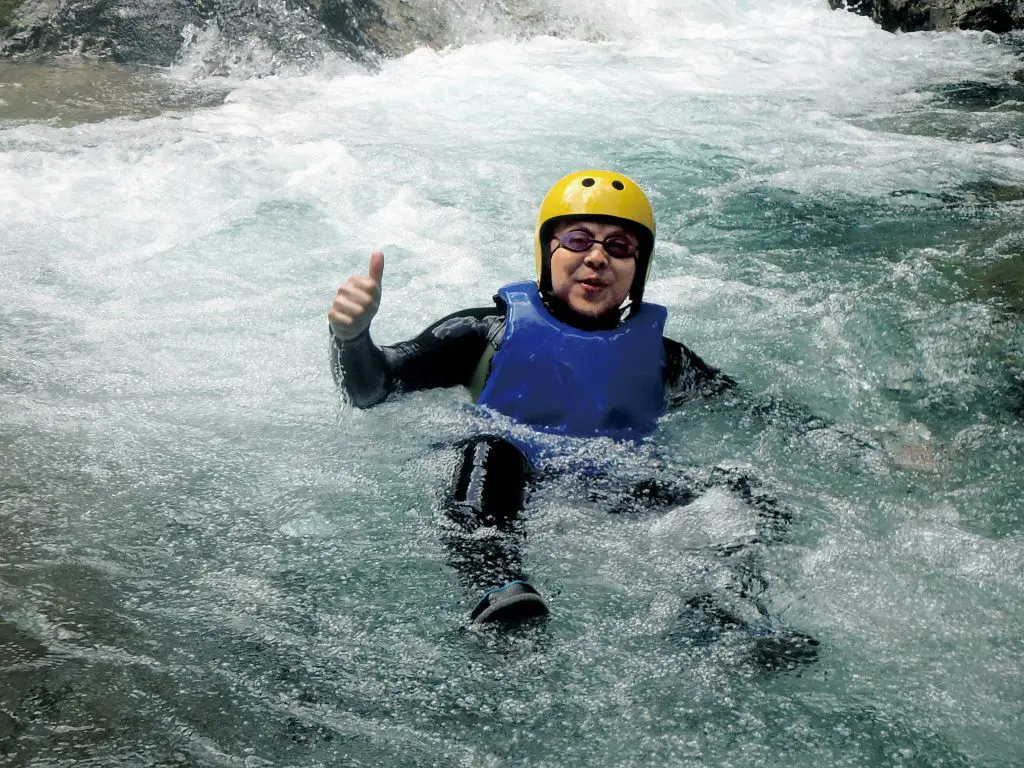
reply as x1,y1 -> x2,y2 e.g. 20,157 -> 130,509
612,180 -> 624,190
581,177 -> 595,187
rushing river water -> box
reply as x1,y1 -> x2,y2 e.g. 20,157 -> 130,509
2,1 -> 1024,765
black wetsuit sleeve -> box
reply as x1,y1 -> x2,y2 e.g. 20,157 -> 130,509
663,337 -> 737,406
330,306 -> 505,408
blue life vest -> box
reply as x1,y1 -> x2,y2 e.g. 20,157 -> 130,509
476,281 -> 667,440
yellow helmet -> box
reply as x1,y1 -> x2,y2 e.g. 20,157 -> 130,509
535,169 -> 656,304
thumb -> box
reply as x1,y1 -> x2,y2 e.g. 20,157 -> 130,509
368,250 -> 384,285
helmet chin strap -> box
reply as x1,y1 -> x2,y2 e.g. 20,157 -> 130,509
628,251 -> 650,305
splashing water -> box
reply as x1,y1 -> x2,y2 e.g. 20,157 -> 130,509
2,1 -> 1023,765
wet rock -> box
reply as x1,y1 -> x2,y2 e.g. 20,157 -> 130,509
0,0 -> 386,65
0,59 -> 228,124
0,0 -> 566,69
7,0 -> 1017,69
0,0 -> 23,30
1,0 -> 205,63
830,0 -> 1024,33
0,0 -> 586,70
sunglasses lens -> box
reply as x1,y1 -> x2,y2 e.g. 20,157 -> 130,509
557,230 -> 636,258
603,237 -> 634,259
561,230 -> 595,252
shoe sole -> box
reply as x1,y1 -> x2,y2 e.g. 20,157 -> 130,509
472,593 -> 549,624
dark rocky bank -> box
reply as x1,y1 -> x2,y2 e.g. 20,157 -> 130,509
0,0 -> 1022,70
0,0 -> 572,70
831,0 -> 1024,33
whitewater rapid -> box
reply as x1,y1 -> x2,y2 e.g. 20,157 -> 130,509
1,2 -> 1022,765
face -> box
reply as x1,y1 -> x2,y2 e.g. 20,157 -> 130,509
549,220 -> 638,319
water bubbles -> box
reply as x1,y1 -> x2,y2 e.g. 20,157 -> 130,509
3,3 -> 1024,765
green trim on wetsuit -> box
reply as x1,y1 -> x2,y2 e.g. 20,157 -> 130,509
468,341 -> 498,403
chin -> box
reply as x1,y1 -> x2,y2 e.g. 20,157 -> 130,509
569,300 -> 615,318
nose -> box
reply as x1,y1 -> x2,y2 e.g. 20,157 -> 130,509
583,245 -> 610,268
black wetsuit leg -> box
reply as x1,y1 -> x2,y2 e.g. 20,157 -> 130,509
647,466 -> 786,609
703,465 -> 794,545
441,435 -> 531,596
596,465 -> 814,659
605,465 -> 793,545
675,466 -> 817,662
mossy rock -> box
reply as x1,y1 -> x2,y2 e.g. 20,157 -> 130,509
0,0 -> 25,30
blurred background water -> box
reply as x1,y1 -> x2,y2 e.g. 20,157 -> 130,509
1,0 -> 1023,765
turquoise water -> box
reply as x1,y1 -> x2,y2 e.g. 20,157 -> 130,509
2,1 -> 1023,765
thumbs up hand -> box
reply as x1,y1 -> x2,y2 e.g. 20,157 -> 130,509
329,251 -> 384,342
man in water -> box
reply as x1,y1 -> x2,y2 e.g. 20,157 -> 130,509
329,170 -> 816,660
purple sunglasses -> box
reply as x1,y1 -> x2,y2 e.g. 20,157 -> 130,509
553,229 -> 639,260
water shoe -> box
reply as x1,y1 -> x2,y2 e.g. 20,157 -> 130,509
470,581 -> 549,624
